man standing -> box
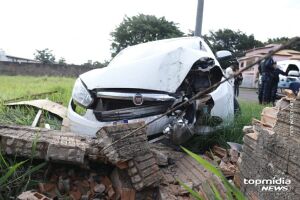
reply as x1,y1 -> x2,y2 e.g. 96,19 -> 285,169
234,73 -> 243,97
225,63 -> 238,87
270,62 -> 286,105
259,56 -> 275,104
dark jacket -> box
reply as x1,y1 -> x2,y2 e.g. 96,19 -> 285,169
234,74 -> 243,86
271,68 -> 286,84
260,57 -> 275,74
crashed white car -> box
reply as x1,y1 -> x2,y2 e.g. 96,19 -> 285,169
68,37 -> 235,143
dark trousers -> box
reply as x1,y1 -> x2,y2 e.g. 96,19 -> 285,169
234,84 -> 239,97
270,81 -> 278,105
259,75 -> 272,104
258,83 -> 262,104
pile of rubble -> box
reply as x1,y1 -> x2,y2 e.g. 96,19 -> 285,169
205,145 -> 240,178
5,92 -> 300,199
0,122 -> 230,200
236,93 -> 300,200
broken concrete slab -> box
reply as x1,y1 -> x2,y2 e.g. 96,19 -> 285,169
260,107 -> 278,128
0,125 -> 90,164
150,147 -> 169,166
5,99 -> 67,120
242,125 -> 254,134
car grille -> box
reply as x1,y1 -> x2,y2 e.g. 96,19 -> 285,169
93,93 -> 174,122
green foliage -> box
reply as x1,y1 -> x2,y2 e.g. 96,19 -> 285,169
180,147 -> 246,200
58,57 -> 67,65
0,76 -> 69,197
110,14 -> 184,57
82,60 -> 108,68
0,139 -> 46,199
266,37 -> 300,51
204,29 -> 263,56
92,61 -> 109,68
34,48 -> 56,64
266,37 -> 290,45
0,160 -> 26,186
0,76 -> 74,105
0,76 -> 75,127
184,100 -> 265,152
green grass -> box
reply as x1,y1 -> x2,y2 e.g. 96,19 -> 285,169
0,76 -> 74,198
0,76 -> 75,127
0,134 -> 47,200
184,101 -> 265,152
0,76 -> 75,105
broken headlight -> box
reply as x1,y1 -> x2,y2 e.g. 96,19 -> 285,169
72,78 -> 93,108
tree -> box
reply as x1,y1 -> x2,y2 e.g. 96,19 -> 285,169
110,14 -> 184,57
204,29 -> 263,56
58,57 -> 66,65
82,60 -> 109,68
92,61 -> 108,68
34,48 -> 55,64
265,37 -> 300,51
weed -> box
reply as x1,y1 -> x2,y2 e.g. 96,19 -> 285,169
183,101 -> 265,153
0,136 -> 46,199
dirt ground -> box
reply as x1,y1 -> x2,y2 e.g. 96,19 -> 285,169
238,88 -> 258,102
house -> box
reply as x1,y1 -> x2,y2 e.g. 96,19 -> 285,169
0,49 -> 40,64
238,44 -> 300,88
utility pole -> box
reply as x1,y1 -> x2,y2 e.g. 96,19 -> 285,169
195,0 -> 204,37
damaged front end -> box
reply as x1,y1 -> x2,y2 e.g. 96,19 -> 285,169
162,57 -> 225,144
68,37 -> 234,142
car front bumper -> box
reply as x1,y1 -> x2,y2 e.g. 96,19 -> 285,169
67,101 -> 173,137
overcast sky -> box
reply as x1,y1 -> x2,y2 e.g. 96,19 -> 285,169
0,0 -> 299,64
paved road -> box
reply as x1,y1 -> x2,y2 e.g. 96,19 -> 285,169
237,88 -> 258,102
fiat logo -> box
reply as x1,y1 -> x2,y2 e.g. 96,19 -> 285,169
133,93 -> 143,105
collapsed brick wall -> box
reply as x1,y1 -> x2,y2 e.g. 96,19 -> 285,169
94,122 -> 161,191
238,98 -> 300,200
0,123 -> 161,192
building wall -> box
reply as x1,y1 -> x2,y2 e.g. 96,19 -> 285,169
239,56 -> 260,88
0,61 -> 96,77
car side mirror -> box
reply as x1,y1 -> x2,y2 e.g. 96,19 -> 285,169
215,50 -> 236,69
216,50 -> 232,60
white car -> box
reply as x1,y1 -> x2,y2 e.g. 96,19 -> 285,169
67,37 -> 235,143
277,60 -> 300,89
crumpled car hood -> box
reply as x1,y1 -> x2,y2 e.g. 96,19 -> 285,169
80,37 -> 220,93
